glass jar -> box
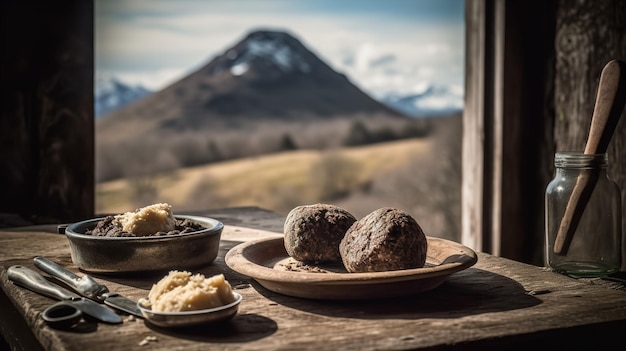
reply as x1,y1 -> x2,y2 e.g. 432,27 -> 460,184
545,152 -> 622,277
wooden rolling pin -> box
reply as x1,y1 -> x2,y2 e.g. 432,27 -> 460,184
553,59 -> 626,255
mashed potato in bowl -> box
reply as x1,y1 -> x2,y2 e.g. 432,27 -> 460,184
113,203 -> 177,237
139,270 -> 236,312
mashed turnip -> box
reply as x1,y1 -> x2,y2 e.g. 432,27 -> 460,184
139,271 -> 236,312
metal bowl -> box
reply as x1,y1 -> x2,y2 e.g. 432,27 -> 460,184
137,292 -> 242,328
62,215 -> 224,274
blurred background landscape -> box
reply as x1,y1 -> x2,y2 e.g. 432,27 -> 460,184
94,0 -> 464,240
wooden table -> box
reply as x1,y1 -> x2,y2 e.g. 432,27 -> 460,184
1,207 -> 626,351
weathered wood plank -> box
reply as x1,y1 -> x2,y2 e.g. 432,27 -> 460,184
462,0 -> 487,253
499,1 -> 556,265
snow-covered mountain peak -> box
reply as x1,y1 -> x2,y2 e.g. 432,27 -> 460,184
94,75 -> 152,118
226,30 -> 312,76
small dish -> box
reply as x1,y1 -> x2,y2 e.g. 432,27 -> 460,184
137,292 -> 242,328
225,236 -> 477,300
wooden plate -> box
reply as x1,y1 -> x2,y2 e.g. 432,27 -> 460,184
225,236 -> 477,300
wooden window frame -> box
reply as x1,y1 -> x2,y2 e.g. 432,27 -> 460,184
463,0 -> 556,265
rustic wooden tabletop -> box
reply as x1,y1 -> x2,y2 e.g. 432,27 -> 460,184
1,206 -> 626,351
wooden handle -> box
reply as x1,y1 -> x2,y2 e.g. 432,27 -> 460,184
7,265 -> 77,301
553,59 -> 626,255
584,60 -> 626,154
553,171 -> 599,255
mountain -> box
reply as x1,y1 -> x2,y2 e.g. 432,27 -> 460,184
382,85 -> 463,118
94,75 -> 151,118
96,29 -> 408,143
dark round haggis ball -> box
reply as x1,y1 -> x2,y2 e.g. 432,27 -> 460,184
284,204 -> 357,263
339,207 -> 427,273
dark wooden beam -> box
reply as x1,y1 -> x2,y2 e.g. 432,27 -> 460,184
464,0 -> 556,264
0,0 -> 94,226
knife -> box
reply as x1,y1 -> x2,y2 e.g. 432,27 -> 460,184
33,257 -> 143,318
7,265 -> 122,324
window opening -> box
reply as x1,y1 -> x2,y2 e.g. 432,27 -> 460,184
94,0 -> 465,242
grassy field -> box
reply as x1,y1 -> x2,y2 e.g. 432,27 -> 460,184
96,138 -> 432,215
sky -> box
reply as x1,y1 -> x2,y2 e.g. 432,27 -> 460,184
95,0 -> 465,100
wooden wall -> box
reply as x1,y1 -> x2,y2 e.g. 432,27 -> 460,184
0,1 -> 94,227
554,0 -> 626,270
464,0 -> 626,269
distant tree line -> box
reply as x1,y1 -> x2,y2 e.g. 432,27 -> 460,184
96,118 -> 433,182
342,120 -> 431,146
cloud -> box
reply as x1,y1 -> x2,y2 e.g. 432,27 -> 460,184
333,40 -> 460,99
370,54 -> 396,68
347,43 -> 398,72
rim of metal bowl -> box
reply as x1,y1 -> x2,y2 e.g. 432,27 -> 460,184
137,292 -> 242,317
64,215 -> 224,241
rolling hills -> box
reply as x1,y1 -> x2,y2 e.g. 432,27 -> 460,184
96,138 -> 432,215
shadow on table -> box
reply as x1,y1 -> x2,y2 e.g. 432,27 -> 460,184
143,313 -> 277,343
90,240 -> 249,290
252,268 -> 542,320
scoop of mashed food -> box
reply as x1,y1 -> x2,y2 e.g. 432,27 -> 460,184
113,203 -> 176,237
86,203 -> 206,237
139,271 -> 236,312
